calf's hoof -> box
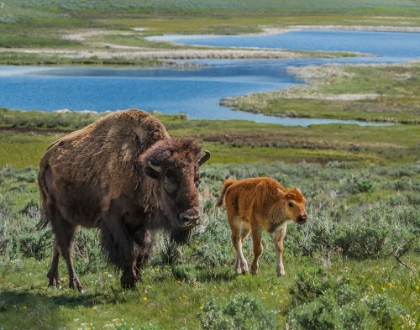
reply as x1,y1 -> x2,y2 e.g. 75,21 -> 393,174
276,266 -> 286,277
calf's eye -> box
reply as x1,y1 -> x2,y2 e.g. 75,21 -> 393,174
288,202 -> 294,208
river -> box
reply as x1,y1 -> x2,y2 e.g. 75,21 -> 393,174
1,30 -> 419,126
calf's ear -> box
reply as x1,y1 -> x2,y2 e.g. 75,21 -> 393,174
277,188 -> 285,197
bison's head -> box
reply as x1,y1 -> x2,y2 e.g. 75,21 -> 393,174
279,188 -> 308,225
141,138 -> 210,232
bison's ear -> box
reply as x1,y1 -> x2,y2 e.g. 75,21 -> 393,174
277,188 -> 285,197
293,188 -> 302,194
199,150 -> 211,166
144,161 -> 161,179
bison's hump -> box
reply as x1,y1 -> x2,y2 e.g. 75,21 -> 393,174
39,109 -> 170,210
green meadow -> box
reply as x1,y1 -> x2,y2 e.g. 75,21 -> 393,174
1,1 -> 420,329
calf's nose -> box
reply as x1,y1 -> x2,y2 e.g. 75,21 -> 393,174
297,215 -> 307,224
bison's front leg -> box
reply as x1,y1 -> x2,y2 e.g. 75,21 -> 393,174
273,226 -> 287,276
121,264 -> 140,289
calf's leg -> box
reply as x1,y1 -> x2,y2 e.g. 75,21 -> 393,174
229,217 -> 249,274
273,226 -> 287,276
250,227 -> 263,274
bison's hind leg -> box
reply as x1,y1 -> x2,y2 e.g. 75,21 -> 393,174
47,241 -> 61,287
49,214 -> 83,292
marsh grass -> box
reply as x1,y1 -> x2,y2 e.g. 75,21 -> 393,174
0,52 -> 165,66
1,109 -> 420,168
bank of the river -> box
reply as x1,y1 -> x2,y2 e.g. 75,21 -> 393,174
3,25 -> 420,64
221,61 -> 420,125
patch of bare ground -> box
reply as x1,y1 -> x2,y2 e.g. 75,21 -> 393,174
261,25 -> 420,34
0,47 -> 317,60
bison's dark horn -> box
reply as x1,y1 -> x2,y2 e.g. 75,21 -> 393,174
148,161 -> 162,173
199,150 -> 211,166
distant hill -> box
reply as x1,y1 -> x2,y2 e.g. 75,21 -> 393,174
2,0 -> 420,15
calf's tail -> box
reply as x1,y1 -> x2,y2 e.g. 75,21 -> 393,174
216,179 -> 236,207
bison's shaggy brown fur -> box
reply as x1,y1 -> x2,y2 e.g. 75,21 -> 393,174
38,109 -> 210,292
216,177 -> 307,277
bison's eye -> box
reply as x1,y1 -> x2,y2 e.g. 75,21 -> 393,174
288,202 -> 294,208
164,174 -> 179,195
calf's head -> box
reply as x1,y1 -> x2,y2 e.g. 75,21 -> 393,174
141,138 -> 210,230
279,188 -> 307,225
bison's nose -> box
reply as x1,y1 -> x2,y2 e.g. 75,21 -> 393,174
297,215 -> 307,224
179,207 -> 200,227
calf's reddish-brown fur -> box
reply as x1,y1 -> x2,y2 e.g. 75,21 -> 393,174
216,177 -> 307,276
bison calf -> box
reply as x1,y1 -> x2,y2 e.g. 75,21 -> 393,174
216,177 -> 307,277
38,109 -> 210,292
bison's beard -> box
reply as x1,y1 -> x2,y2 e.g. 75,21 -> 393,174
154,210 -> 192,244
170,228 -> 191,245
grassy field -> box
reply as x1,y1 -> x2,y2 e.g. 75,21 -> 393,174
0,110 -> 419,329
1,0 -> 420,64
1,107 -> 420,169
0,159 -> 419,329
1,1 -> 420,329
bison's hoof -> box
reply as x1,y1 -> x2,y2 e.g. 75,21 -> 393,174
69,278 -> 84,293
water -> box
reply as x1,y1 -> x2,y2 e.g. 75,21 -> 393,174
1,30 -> 419,126
149,29 -> 420,59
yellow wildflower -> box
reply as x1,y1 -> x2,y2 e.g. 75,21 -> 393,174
143,297 -> 148,301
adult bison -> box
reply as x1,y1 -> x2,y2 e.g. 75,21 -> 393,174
37,109 -> 210,292
216,177 -> 307,277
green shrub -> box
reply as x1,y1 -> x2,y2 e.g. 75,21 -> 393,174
366,294 -> 408,328
198,294 -> 277,330
287,267 -> 407,329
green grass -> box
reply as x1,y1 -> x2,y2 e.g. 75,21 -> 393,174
3,0 -> 420,15
1,255 -> 418,329
1,109 -> 420,168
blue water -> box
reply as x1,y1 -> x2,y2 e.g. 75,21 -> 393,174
1,30 -> 419,126
150,30 -> 420,59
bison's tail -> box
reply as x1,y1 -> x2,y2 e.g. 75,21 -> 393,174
36,156 -> 54,230
216,179 -> 236,207
37,165 -> 49,230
